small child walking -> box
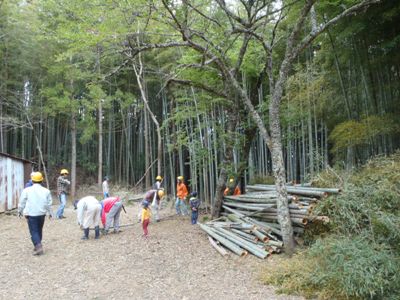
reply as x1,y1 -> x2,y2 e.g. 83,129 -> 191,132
189,191 -> 200,224
141,200 -> 151,237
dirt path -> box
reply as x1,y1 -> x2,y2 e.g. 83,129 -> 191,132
0,203 -> 302,300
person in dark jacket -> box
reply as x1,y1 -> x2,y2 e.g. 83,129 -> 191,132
189,191 -> 200,225
56,168 -> 70,219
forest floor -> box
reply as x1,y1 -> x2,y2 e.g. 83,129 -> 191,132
0,198 -> 303,300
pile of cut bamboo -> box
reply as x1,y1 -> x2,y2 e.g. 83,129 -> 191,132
200,184 -> 339,258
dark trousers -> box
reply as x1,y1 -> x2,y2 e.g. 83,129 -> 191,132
191,210 -> 198,224
27,215 -> 45,246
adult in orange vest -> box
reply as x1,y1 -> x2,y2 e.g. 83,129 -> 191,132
224,178 -> 241,196
175,176 -> 188,215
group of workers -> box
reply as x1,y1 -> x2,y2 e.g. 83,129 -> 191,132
17,170 -> 206,256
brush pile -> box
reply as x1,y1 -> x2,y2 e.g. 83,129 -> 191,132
200,184 -> 339,258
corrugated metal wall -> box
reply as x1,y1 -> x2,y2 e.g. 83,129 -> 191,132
0,156 -> 24,212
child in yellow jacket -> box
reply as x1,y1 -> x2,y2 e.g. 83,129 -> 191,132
141,200 -> 151,237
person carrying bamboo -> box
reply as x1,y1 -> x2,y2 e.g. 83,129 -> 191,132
150,175 -> 164,221
175,176 -> 188,216
144,188 -> 164,222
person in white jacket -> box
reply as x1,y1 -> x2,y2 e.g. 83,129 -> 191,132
18,172 -> 53,256
75,196 -> 102,240
102,176 -> 110,198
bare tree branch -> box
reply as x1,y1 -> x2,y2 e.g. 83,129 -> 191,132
167,78 -> 228,99
126,41 -> 190,58
216,0 -> 248,28
186,2 -> 223,28
233,33 -> 251,76
102,59 -> 131,79
294,0 -> 381,59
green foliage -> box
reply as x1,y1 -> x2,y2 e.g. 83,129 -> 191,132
202,215 -> 210,222
310,236 -> 398,299
264,153 -> 400,299
330,114 -> 400,154
264,237 -> 399,300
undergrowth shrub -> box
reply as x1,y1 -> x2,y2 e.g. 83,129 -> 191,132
263,237 -> 399,299
308,236 -> 398,299
263,152 -> 400,299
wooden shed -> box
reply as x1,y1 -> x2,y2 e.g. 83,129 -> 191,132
0,152 -> 33,213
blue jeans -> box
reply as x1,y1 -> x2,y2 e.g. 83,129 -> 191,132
27,215 -> 45,246
103,192 -> 110,199
175,198 -> 188,215
191,210 -> 198,224
57,193 -> 67,218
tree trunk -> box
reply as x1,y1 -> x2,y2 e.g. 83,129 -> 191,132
71,111 -> 77,199
97,47 -> 103,187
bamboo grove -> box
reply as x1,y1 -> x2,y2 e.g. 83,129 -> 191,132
1,0 -> 399,213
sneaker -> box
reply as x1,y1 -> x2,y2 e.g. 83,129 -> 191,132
59,216 -> 67,219
113,229 -> 122,234
33,244 -> 43,256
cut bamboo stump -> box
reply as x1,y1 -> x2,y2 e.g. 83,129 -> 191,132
208,236 -> 229,257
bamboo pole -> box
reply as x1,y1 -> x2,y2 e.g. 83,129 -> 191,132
256,215 -> 308,225
266,240 -> 284,247
199,223 -> 247,257
208,236 -> 229,257
230,228 -> 259,242
252,228 -> 269,242
247,185 -> 328,198
223,202 -> 276,210
224,208 -> 280,235
212,227 -> 269,259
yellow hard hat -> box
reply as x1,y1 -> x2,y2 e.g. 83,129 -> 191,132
60,169 -> 69,175
177,176 -> 184,181
157,189 -> 165,198
156,175 -> 162,181
229,178 -> 234,183
31,172 -> 43,183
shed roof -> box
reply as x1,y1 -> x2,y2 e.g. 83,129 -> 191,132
0,152 -> 33,164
